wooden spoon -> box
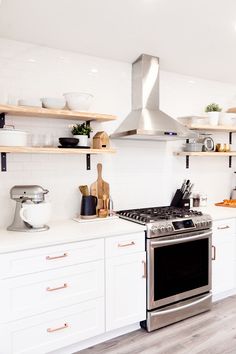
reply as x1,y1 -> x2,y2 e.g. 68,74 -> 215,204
79,185 -> 89,196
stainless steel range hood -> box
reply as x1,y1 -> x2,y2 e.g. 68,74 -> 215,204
110,54 -> 197,141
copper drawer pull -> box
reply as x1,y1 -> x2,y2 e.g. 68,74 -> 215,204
212,245 -> 216,260
217,225 -> 230,230
142,260 -> 146,278
47,323 -> 69,333
118,241 -> 135,248
46,283 -> 68,292
46,253 -> 68,260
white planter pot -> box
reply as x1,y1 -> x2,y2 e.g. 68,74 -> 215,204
73,135 -> 88,146
0,128 -> 28,146
207,112 -> 220,126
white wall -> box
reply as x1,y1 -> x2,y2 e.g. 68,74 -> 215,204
0,38 -> 236,228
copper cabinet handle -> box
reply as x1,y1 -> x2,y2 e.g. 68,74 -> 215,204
142,260 -> 146,278
217,225 -> 230,230
212,245 -> 216,260
118,241 -> 135,248
46,283 -> 68,292
47,323 -> 69,333
46,253 -> 68,260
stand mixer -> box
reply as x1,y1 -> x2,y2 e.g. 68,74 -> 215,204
7,185 -> 49,232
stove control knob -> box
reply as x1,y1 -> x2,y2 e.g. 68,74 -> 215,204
167,225 -> 173,232
160,226 -> 165,233
151,226 -> 158,234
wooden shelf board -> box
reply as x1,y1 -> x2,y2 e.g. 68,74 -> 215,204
0,104 -> 117,122
227,108 -> 236,113
183,124 -> 236,132
0,146 -> 116,154
174,151 -> 236,157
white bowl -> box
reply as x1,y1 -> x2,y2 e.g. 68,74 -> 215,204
18,98 -> 42,108
63,92 -> 93,111
20,202 -> 51,228
219,113 -> 236,126
41,97 -> 66,110
0,128 -> 28,146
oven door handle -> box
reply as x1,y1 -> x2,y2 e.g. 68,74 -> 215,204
150,230 -> 212,247
150,293 -> 212,316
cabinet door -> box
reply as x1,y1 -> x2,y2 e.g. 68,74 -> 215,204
106,252 -> 146,331
212,219 -> 236,295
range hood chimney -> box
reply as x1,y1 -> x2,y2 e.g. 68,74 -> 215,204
110,54 -> 197,141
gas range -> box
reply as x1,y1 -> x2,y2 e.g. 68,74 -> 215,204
116,206 -> 212,238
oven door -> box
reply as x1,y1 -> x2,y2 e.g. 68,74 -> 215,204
147,229 -> 212,310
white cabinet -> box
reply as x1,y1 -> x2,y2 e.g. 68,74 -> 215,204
105,232 -> 146,331
0,231 -> 146,354
0,238 -> 105,354
212,218 -> 236,296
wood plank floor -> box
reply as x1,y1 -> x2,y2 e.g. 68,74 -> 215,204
77,295 -> 236,354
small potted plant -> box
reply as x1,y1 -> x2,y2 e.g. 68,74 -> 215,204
71,123 -> 93,146
205,103 -> 222,126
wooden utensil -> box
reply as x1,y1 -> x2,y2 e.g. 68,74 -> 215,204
79,185 -> 89,196
90,163 -> 110,210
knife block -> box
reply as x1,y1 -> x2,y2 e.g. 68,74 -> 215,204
170,189 -> 183,207
179,198 -> 190,209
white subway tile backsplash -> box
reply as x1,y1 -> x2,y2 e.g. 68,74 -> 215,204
0,38 -> 235,227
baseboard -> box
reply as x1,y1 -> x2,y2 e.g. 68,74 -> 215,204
48,323 -> 141,354
212,287 -> 236,302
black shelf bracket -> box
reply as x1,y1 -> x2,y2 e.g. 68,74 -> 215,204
86,121 -> 91,170
0,112 -> 7,171
86,154 -> 91,170
185,139 -> 190,168
86,120 -> 91,138
0,112 -> 5,128
1,153 -> 6,172
229,132 -> 232,168
186,155 -> 189,169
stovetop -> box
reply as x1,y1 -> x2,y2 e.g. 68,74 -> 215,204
116,206 -> 212,238
116,206 -> 202,223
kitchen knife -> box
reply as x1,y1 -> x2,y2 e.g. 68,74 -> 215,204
180,179 -> 187,192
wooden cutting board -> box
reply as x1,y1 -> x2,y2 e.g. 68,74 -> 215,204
90,163 -> 110,209
215,202 -> 236,208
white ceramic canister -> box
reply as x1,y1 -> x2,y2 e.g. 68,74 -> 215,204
0,127 -> 28,146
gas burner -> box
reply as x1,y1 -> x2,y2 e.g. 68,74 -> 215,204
117,206 -> 202,222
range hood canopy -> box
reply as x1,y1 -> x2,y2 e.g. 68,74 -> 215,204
110,54 -> 197,141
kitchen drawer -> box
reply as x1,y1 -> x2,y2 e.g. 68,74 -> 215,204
0,260 -> 104,322
105,232 -> 145,258
0,238 -> 104,278
0,298 -> 104,354
213,218 -> 236,240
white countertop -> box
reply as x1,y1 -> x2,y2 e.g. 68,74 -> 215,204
1,205 -> 236,254
0,217 -> 145,254
195,204 -> 236,220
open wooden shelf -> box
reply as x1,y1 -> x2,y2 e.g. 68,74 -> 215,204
0,146 -> 116,154
174,151 -> 236,157
0,104 -> 117,171
0,104 -> 117,122
180,124 -> 236,132
227,108 -> 236,113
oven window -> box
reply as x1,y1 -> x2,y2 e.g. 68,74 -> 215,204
153,239 -> 209,301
